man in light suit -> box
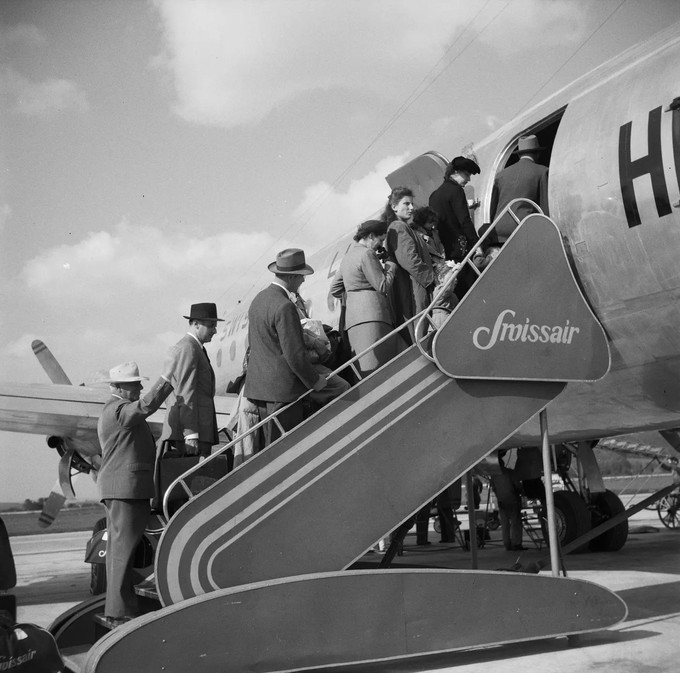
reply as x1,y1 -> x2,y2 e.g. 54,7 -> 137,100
97,362 -> 173,625
244,248 -> 327,446
488,134 -> 550,245
160,302 -> 223,458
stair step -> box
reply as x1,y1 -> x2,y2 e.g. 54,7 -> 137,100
61,645 -> 89,673
92,613 -> 133,630
135,576 -> 159,600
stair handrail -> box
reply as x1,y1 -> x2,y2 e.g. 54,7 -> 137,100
414,198 -> 542,362
161,198 -> 542,519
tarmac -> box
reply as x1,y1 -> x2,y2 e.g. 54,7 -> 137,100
8,507 -> 680,672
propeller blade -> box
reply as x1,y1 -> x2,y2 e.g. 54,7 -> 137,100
58,450 -> 78,499
31,340 -> 72,385
38,481 -> 67,528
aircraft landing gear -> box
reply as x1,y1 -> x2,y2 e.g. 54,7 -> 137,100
589,489 -> 628,551
543,490 -> 591,552
656,490 -> 680,529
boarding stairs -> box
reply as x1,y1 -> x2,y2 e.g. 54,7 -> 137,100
52,204 -> 624,673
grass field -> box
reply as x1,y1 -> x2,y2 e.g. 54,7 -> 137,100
1,505 -> 106,537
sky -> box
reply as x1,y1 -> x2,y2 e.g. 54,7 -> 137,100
1,0 -> 679,503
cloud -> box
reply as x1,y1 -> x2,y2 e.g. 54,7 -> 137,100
0,66 -> 89,116
0,153 -> 414,388
21,220 -> 274,305
19,151 -> 404,307
0,23 -> 46,50
0,333 -> 54,383
151,0 -> 589,129
152,0 -> 479,127
290,154 -> 409,249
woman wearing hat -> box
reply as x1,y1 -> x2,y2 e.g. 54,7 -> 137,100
383,186 -> 436,345
428,155 -> 481,264
330,219 -> 398,376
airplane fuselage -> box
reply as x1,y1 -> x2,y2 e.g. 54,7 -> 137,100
212,23 -> 680,446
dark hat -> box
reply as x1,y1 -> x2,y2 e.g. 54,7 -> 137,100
268,248 -> 314,275
514,135 -> 544,154
356,219 -> 388,237
449,156 -> 481,175
183,302 -> 224,322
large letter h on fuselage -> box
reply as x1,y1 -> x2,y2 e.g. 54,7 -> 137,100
619,106 -> 671,228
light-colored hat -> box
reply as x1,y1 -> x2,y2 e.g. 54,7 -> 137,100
106,362 -> 148,383
268,248 -> 314,275
515,135 -> 544,154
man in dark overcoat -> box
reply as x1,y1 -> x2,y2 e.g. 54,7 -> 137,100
244,248 -> 327,445
160,302 -> 223,458
97,362 -> 173,625
488,134 -> 549,244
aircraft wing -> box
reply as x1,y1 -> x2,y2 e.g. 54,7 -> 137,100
0,382 -> 237,444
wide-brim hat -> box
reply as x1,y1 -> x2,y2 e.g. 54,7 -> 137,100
268,248 -> 314,275
514,134 -> 545,154
106,361 -> 148,383
183,302 -> 224,322
449,156 -> 481,175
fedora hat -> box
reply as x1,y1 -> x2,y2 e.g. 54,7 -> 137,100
268,248 -> 314,275
106,362 -> 148,383
449,156 -> 480,175
515,135 -> 544,154
183,302 -> 224,322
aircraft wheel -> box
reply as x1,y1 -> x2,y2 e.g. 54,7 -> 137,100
90,517 -> 107,595
543,491 -> 591,552
589,490 -> 628,551
656,491 -> 680,529
486,511 -> 500,531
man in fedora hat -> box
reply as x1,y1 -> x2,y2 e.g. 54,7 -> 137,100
488,134 -> 549,246
160,302 -> 224,458
244,248 -> 328,446
97,362 -> 173,625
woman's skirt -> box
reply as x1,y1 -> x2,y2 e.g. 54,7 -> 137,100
346,320 -> 398,377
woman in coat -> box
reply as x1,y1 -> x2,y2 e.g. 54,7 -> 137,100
330,219 -> 397,377
383,186 -> 435,344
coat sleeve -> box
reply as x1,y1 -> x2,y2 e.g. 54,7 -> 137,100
450,186 -> 479,248
330,266 -> 345,298
114,377 -> 174,428
275,302 -> 322,389
164,342 -> 200,437
390,223 -> 435,290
